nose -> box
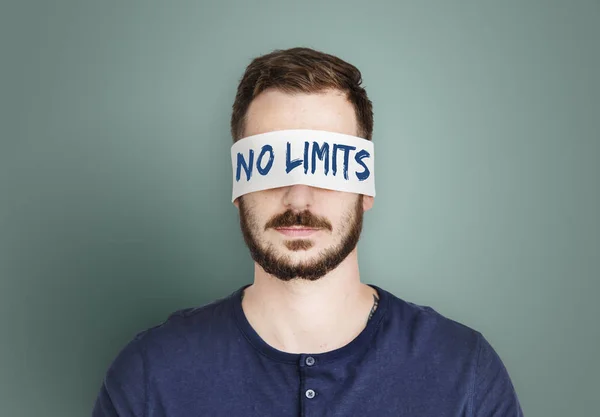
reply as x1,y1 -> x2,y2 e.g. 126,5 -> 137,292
282,185 -> 314,211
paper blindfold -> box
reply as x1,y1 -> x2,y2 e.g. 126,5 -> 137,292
231,129 -> 375,202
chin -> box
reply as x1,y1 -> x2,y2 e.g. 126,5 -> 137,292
280,246 -> 315,256
280,247 -> 321,261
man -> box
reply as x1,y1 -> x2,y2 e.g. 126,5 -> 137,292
93,47 -> 523,416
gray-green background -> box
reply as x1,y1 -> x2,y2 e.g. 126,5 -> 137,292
1,1 -> 598,416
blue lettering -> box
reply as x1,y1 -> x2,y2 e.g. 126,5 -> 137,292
311,142 -> 329,175
332,144 -> 356,179
257,145 -> 274,175
236,150 -> 254,182
354,149 -> 370,181
286,142 -> 302,173
303,141 -> 310,174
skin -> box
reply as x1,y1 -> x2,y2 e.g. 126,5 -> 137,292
234,88 -> 378,354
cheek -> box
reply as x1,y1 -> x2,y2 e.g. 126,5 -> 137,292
249,210 -> 268,232
325,210 -> 348,236
335,200 -> 360,230
244,205 -> 275,233
245,191 -> 282,215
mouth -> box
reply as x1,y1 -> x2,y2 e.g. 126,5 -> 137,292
274,227 -> 321,237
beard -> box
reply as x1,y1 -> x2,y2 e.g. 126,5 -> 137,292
238,195 -> 364,281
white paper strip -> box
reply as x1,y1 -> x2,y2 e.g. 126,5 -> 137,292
231,129 -> 375,202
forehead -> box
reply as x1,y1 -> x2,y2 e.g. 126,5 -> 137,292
244,89 -> 358,138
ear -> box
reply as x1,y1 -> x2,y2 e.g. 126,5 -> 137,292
362,195 -> 374,212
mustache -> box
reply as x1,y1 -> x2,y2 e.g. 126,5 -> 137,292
265,210 -> 333,231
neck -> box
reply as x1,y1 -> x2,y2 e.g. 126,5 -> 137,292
241,248 -> 379,354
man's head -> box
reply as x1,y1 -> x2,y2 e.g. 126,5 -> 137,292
230,47 -> 374,281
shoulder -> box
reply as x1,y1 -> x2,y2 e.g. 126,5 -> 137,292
103,288 -> 240,380
93,289 -> 241,415
382,287 -> 483,351
134,290 -> 238,353
379,287 -> 523,415
376,286 -> 488,373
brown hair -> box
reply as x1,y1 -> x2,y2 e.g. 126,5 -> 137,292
230,47 -> 373,142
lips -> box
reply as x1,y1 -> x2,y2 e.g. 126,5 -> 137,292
275,227 -> 321,237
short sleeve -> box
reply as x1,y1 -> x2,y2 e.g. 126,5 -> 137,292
472,333 -> 524,416
92,335 -> 146,417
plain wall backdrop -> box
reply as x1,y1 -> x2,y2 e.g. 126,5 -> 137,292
1,1 -> 598,416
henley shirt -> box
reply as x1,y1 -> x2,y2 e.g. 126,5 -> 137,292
93,283 -> 523,416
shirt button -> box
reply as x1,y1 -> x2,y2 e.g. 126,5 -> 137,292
305,389 -> 316,399
305,356 -> 315,366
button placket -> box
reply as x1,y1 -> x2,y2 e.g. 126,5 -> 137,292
300,355 -> 319,403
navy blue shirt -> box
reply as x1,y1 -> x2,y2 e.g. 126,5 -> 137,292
93,284 -> 523,416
